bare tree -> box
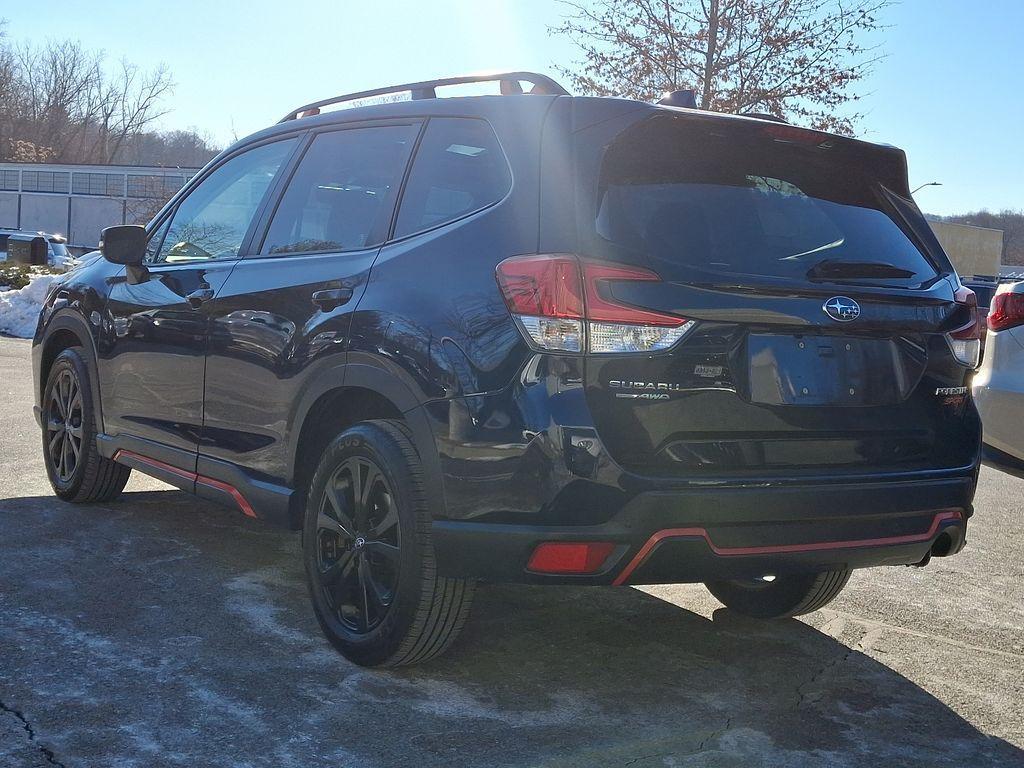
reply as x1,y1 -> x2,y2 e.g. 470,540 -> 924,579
90,59 -> 174,163
551,0 -> 890,134
0,32 -> 176,164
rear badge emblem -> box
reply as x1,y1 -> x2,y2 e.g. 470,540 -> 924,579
694,364 -> 724,378
823,296 -> 860,322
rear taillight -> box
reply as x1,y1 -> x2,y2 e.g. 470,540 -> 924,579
946,286 -> 982,368
988,290 -> 1024,332
496,254 -> 694,354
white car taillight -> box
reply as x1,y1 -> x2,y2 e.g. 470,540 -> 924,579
495,254 -> 694,354
946,286 -> 982,368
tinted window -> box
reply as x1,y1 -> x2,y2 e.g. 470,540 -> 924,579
146,217 -> 171,262
153,139 -> 296,263
592,116 -> 938,288
394,118 -> 510,238
263,125 -> 416,255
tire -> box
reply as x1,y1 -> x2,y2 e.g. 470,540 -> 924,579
302,419 -> 474,667
41,348 -> 131,503
705,569 -> 852,619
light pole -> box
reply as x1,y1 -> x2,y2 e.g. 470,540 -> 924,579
911,181 -> 942,195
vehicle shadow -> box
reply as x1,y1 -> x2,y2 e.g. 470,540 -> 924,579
1,488 -> 1021,768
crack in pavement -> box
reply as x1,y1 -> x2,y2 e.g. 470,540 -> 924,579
0,699 -> 67,768
695,715 -> 733,753
827,610 -> 1024,660
795,626 -> 884,710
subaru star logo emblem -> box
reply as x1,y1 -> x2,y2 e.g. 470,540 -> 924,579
823,296 -> 860,322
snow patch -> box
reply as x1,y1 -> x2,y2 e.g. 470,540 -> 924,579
0,273 -> 59,338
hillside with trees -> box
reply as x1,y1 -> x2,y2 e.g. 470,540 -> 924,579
0,23 -> 218,168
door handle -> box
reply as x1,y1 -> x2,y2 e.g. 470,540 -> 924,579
186,287 -> 215,308
312,287 -> 354,311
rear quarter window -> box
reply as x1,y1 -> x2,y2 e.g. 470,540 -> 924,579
393,118 -> 511,238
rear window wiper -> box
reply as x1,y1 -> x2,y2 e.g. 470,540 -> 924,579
807,259 -> 915,281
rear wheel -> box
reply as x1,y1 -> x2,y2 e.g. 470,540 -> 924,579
705,569 -> 852,619
303,420 -> 474,667
42,348 -> 130,502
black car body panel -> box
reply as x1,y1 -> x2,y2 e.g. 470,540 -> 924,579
32,86 -> 980,584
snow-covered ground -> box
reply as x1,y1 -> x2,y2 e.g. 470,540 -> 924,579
0,273 -> 61,338
0,244 -> 82,337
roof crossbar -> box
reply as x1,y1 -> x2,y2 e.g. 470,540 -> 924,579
279,71 -> 569,122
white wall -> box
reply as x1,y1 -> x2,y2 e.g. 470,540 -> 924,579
70,197 -> 124,248
0,193 -> 17,228
19,195 -> 68,237
929,221 -> 1004,278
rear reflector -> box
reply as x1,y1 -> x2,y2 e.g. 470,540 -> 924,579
946,286 -> 982,368
496,254 -> 694,354
526,542 -> 616,574
988,290 -> 1024,332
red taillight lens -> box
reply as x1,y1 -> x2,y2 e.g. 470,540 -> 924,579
950,286 -> 983,340
946,286 -> 982,368
988,291 -> 1024,332
495,254 -> 694,354
526,542 -> 616,574
495,255 -> 584,319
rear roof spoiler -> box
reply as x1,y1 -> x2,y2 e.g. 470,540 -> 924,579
279,71 -> 569,123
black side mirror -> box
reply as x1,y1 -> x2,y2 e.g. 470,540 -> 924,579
100,225 -> 146,266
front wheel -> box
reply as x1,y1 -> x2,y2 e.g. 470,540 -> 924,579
42,348 -> 131,502
302,420 -> 474,667
705,569 -> 852,619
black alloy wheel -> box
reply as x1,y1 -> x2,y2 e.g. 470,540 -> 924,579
42,347 -> 131,502
47,367 -> 84,483
315,455 -> 401,633
303,420 -> 475,667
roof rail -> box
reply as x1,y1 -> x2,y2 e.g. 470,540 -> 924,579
279,71 -> 570,123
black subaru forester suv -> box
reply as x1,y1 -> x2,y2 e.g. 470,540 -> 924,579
32,72 -> 981,666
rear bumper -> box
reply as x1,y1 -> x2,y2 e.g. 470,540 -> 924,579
432,474 -> 973,585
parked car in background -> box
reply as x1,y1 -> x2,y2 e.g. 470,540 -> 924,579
973,281 -> 1024,476
31,71 -> 982,667
963,276 -> 999,318
0,228 -> 72,266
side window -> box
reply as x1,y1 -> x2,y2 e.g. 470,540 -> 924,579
263,125 -> 417,255
393,118 -> 511,239
145,217 -> 171,262
152,138 -> 296,264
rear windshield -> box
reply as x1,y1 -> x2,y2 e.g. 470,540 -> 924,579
591,116 -> 938,288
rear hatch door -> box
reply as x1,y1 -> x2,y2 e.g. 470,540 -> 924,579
573,112 -> 978,477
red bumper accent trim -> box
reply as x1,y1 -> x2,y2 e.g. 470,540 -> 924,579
112,449 -> 257,519
611,509 -> 963,586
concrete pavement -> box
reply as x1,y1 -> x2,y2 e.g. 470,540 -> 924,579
1,336 -> 1022,767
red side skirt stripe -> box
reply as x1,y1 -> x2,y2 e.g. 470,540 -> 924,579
112,449 -> 257,519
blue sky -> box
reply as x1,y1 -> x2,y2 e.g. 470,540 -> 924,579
10,0 -> 1023,215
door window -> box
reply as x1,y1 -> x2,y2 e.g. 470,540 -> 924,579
151,138 -> 297,264
393,118 -> 511,238
145,217 -> 171,262
262,125 -> 417,255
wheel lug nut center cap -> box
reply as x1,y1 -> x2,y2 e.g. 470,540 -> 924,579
354,536 -> 367,550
